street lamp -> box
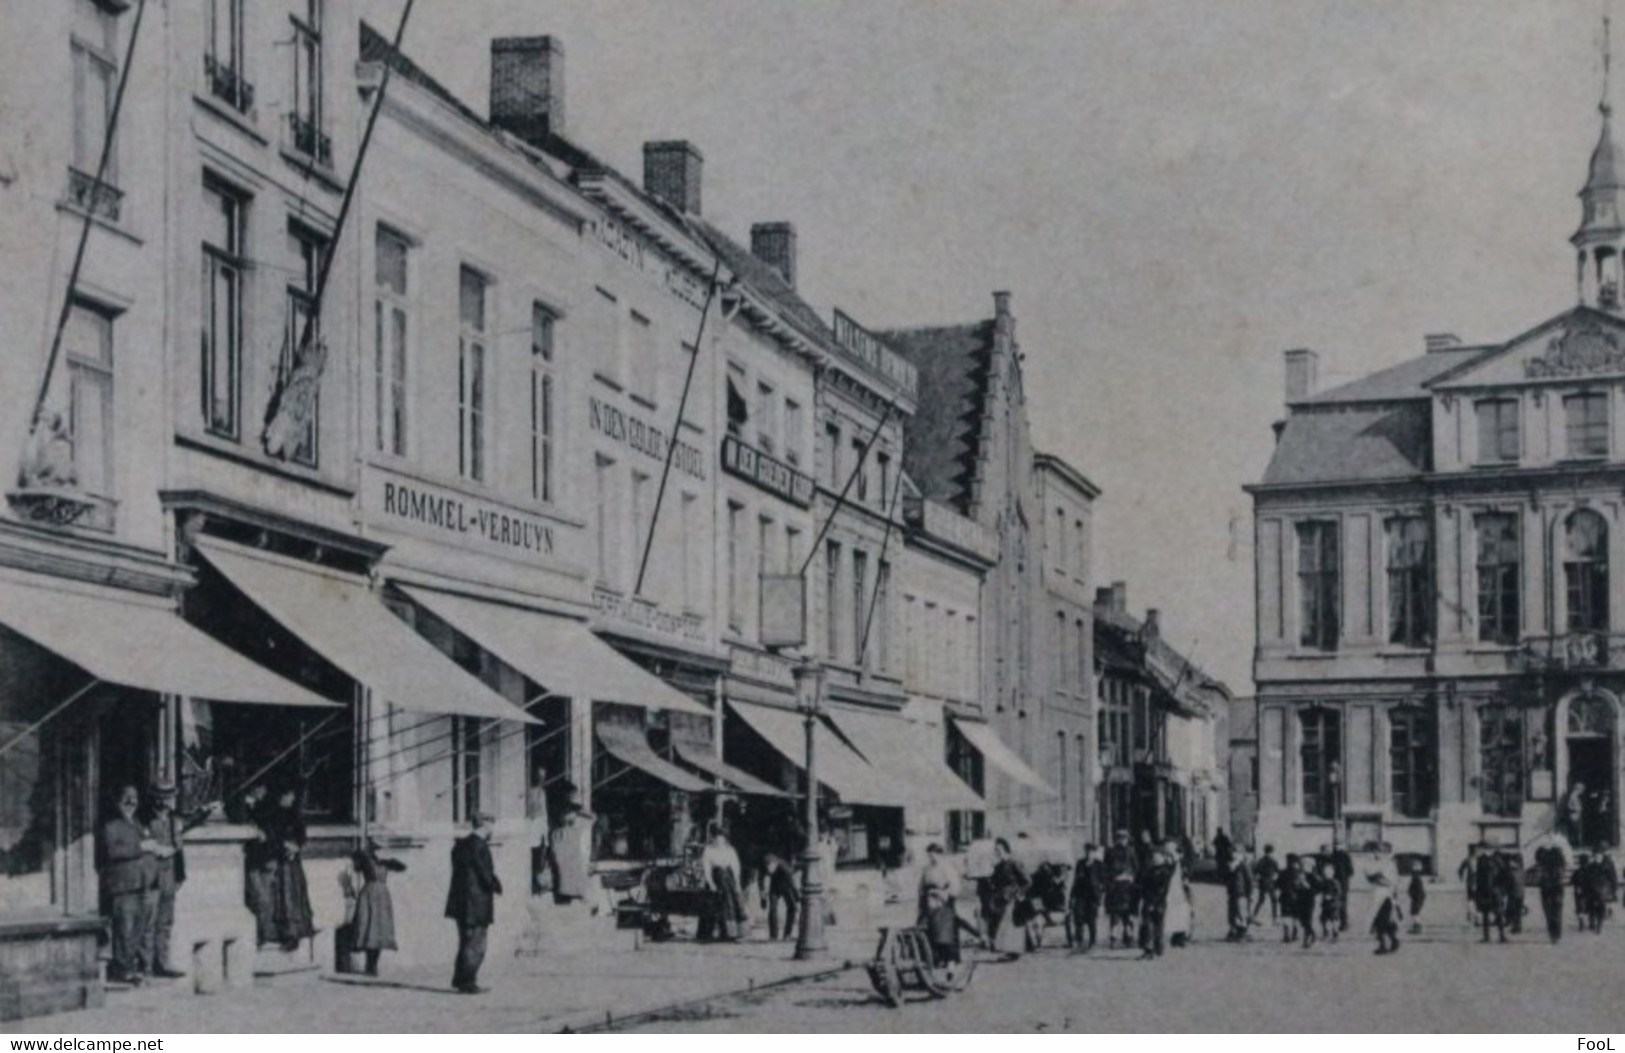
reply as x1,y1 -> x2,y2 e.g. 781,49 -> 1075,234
1328,761 -> 1343,850
791,657 -> 828,960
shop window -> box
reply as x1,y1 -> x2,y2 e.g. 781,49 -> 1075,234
1388,706 -> 1436,819
373,227 -> 410,457
201,177 -> 245,440
1385,516 -> 1432,648
457,267 -> 488,483
451,716 -> 482,824
1297,520 -> 1340,650
1475,398 -> 1519,463
186,698 -> 355,824
1565,392 -> 1609,458
1479,704 -> 1524,818
1474,512 -> 1520,645
1299,706 -> 1342,821
1565,509 -> 1609,632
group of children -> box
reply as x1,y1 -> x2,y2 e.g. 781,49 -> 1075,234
1230,844 -> 1425,955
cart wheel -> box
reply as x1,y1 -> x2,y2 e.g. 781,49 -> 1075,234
867,961 -> 904,1008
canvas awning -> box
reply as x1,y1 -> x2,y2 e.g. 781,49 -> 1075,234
195,540 -> 536,723
596,723 -> 709,792
671,740 -> 789,797
727,700 -> 906,807
0,578 -> 332,707
826,706 -> 985,811
951,716 -> 1054,795
397,585 -> 708,715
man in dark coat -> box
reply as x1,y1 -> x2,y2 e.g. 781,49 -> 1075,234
142,781 -> 200,978
1068,844 -> 1103,951
1473,849 -> 1508,943
1136,845 -> 1175,959
445,812 -> 502,994
1212,828 -> 1234,877
98,785 -> 158,984
1536,843 -> 1567,943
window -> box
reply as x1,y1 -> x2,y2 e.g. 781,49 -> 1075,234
725,364 -> 747,437
594,454 -> 615,585
204,0 -> 251,113
1385,516 -> 1431,647
851,438 -> 868,502
1475,398 -> 1519,463
756,381 -> 776,455
1475,513 -> 1520,645
1054,610 -> 1067,683
1076,619 -> 1088,688
756,515 -> 773,631
201,179 -> 244,440
875,562 -> 891,670
825,540 -> 841,659
280,221 -> 326,467
679,493 -> 697,611
630,471 -> 650,591
452,717 -> 482,824
1299,707 -> 1342,820
1388,706 -> 1436,819
784,525 -> 802,575
1565,392 -> 1609,458
54,302 -> 115,519
629,310 -> 653,403
289,1 -> 328,164
597,288 -> 621,384
727,501 -> 745,633
1056,732 -> 1069,825
1566,509 -> 1610,632
70,1 -> 120,221
852,550 -> 868,666
1297,520 -> 1340,650
876,451 -> 891,511
1055,508 -> 1067,568
823,422 -> 841,489
530,304 -> 556,502
458,267 -> 488,482
1479,705 -> 1524,818
373,227 -> 410,456
784,400 -> 803,468
1075,519 -> 1086,579
1131,687 -> 1151,759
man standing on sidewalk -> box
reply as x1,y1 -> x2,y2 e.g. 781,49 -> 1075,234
446,812 -> 502,994
1536,843 -> 1567,943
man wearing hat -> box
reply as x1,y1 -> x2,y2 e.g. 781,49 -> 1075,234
143,781 -> 187,978
446,811 -> 502,994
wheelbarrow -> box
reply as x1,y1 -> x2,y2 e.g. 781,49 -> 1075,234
864,926 -> 975,1007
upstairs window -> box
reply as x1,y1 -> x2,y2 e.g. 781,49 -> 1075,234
1478,704 -> 1524,818
69,1 -> 121,221
784,400 -> 803,468
204,0 -> 251,113
1388,706 -> 1436,819
201,178 -> 245,440
529,303 -> 556,503
52,301 -> 115,524
1299,706 -> 1342,820
1297,520 -> 1340,651
373,227 -> 410,457
1565,392 -> 1609,458
1474,512 -> 1520,645
457,267 -> 488,482
279,221 -> 327,468
1565,509 -> 1610,633
756,381 -> 776,456
289,1 -> 328,165
1385,516 -> 1432,648
725,364 -> 747,438
1474,397 -> 1519,463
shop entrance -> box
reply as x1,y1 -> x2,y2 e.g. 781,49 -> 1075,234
1564,693 -> 1618,849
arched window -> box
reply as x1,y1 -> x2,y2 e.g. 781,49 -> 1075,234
1565,509 -> 1610,632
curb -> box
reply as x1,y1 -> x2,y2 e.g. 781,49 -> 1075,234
555,959 -> 856,1033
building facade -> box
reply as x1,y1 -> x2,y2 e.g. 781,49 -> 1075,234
1250,93 -> 1625,870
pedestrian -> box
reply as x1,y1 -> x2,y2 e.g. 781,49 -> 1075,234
142,780 -> 208,979
240,783 -> 275,940
1251,844 -> 1280,925
350,839 -> 407,976
698,823 -> 745,942
1103,830 -> 1138,947
1164,838 -> 1194,948
98,784 -> 158,985
1565,781 -> 1587,847
1579,854 -> 1608,933
1317,861 -> 1341,942
547,785 -> 593,906
917,842 -> 962,971
258,785 -> 315,951
1331,844 -> 1354,932
1601,852 -> 1619,920
1500,850 -> 1526,935
526,764 -> 550,896
1226,849 -> 1253,941
1136,844 -> 1175,959
1368,872 -> 1402,955
986,837 -> 1031,959
1458,843 -> 1480,926
1213,827 -> 1234,877
764,853 -> 799,941
1473,847 -> 1507,944
1406,861 -> 1427,934
1536,843 -> 1567,943
445,811 -> 501,994
1279,854 -> 1303,944
1068,843 -> 1103,952
1290,856 -> 1319,948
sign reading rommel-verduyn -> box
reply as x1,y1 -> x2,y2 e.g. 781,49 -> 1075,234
366,467 -> 558,563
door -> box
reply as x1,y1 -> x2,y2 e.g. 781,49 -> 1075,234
1567,738 -> 1615,848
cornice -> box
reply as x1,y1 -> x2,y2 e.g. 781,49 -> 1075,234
0,520 -> 189,596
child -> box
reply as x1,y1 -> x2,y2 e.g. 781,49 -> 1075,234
1406,861 -> 1426,934
1317,862 -> 1341,942
1279,854 -> 1301,944
1370,872 -> 1402,954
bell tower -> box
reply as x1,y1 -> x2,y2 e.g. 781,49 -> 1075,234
1576,14 -> 1625,310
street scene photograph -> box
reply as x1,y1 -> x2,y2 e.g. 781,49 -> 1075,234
4,0 -> 1625,1037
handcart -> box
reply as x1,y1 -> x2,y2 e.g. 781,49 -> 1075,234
864,926 -> 975,1007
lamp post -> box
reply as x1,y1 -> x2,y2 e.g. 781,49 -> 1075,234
1328,761 -> 1343,850
791,657 -> 828,959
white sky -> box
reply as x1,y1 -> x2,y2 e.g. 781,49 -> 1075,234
361,0 -> 1613,691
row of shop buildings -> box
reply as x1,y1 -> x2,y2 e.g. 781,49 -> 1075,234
0,1 -> 1225,1020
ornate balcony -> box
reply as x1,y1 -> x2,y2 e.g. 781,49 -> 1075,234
288,113 -> 331,167
203,54 -> 254,114
65,168 -> 123,223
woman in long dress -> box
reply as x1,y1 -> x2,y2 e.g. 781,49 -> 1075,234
350,840 -> 406,975
1163,839 -> 1193,946
260,787 -> 316,950
986,838 -> 1031,958
916,843 -> 961,968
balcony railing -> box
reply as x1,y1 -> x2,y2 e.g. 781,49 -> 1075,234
66,167 -> 123,223
204,54 -> 254,114
288,113 -> 331,167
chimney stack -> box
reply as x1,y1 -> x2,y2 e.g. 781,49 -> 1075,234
1284,348 -> 1319,403
1143,609 -> 1161,639
489,36 -> 565,146
1424,333 -> 1462,354
750,222 -> 797,288
643,140 -> 703,215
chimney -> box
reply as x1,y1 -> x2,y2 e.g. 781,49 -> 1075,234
1110,580 -> 1127,615
643,140 -> 703,215
1143,609 -> 1161,639
1094,587 -> 1114,612
993,290 -> 1012,316
1283,348 -> 1319,403
489,37 -> 565,146
1425,333 -> 1462,353
750,222 -> 797,288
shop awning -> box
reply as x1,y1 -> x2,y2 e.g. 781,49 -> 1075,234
727,700 -> 903,807
397,585 -> 709,716
0,579 -> 333,707
827,706 -> 985,811
671,740 -> 790,797
951,716 -> 1055,795
195,541 -> 537,724
596,723 -> 709,792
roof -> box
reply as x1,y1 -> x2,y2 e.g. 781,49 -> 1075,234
1094,606 -> 1231,716
880,321 -> 994,514
1300,348 -> 1482,405
1261,403 -> 1432,486
689,218 -> 832,345
1587,107 -> 1625,195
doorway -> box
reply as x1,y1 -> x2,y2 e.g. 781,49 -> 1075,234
1566,737 -> 1615,848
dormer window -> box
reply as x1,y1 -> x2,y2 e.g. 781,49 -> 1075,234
1474,397 -> 1519,463
1565,392 -> 1609,458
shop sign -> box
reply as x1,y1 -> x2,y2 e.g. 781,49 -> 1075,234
832,309 -> 919,399
366,468 -> 557,562
593,583 -> 705,642
720,434 -> 813,507
594,215 -> 709,311
589,396 -> 706,480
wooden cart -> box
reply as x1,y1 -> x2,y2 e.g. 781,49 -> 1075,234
864,926 -> 975,1007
